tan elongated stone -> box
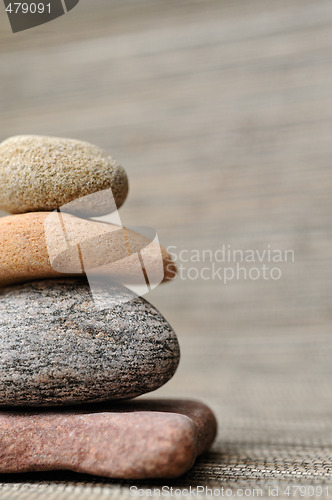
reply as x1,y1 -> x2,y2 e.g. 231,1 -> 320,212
0,212 -> 176,288
0,399 -> 217,479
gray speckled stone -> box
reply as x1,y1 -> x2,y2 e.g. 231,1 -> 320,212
0,279 -> 180,406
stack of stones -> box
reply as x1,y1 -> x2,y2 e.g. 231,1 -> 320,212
0,135 -> 216,479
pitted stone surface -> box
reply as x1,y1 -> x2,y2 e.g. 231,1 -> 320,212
0,135 -> 128,214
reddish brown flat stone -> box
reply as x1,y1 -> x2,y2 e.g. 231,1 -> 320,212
0,399 -> 217,479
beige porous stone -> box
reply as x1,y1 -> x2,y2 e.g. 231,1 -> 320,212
0,135 -> 128,215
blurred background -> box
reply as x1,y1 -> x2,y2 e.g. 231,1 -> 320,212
1,0 -> 332,496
